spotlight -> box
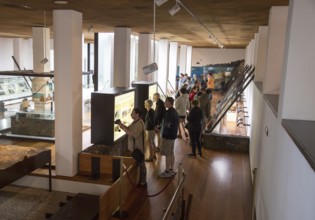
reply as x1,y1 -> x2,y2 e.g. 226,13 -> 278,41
88,24 -> 94,33
155,0 -> 169,7
169,3 -> 180,16
40,57 -> 49,65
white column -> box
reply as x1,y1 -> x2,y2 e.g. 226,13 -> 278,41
98,33 -> 114,89
186,46 -> 192,75
32,27 -> 50,73
179,45 -> 187,74
255,26 -> 268,82
263,6 -> 288,94
138,33 -> 153,81
0,38 -> 14,71
253,33 -> 259,68
53,10 -> 82,177
168,42 -> 178,91
113,27 -> 131,87
13,38 -> 24,70
157,39 -> 169,95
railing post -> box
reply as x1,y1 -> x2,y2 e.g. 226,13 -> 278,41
252,168 -> 258,220
112,157 -> 129,218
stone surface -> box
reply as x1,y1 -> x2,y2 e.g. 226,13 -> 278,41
203,132 -> 249,152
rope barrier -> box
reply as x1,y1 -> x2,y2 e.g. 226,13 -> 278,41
124,166 -> 175,198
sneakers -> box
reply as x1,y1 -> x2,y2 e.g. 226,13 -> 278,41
197,153 -> 202,157
158,170 -> 176,178
187,153 -> 196,157
137,181 -> 147,187
169,169 -> 176,176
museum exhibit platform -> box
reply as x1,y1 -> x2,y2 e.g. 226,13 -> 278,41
202,65 -> 254,152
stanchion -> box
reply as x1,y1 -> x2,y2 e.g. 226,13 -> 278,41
112,157 -> 129,218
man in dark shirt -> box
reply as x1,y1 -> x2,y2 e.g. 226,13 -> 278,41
153,93 -> 165,152
158,97 -> 179,178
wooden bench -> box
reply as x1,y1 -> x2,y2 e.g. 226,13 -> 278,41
48,193 -> 99,220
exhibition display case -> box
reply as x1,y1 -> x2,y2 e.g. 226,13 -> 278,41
10,111 -> 55,137
131,81 -> 157,117
91,87 -> 135,145
0,76 -> 32,101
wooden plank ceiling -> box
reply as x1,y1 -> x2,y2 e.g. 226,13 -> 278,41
0,0 -> 288,48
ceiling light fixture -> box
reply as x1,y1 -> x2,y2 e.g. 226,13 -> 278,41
88,24 -> 94,33
174,0 -> 224,48
155,0 -> 169,7
168,2 -> 180,16
54,1 -> 68,4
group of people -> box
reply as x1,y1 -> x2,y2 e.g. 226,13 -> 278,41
175,74 -> 213,157
116,93 -> 179,186
116,73 -> 214,186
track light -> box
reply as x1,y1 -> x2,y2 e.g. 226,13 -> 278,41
169,3 -> 180,16
88,24 -> 94,33
40,57 -> 48,65
155,0 -> 169,7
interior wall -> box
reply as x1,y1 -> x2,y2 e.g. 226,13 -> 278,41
280,0 -> 315,120
191,48 -> 245,67
248,87 -> 315,220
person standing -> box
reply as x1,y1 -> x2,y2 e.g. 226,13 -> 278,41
144,99 -> 156,162
159,97 -> 179,178
153,93 -> 166,152
207,73 -> 215,89
198,88 -> 212,130
187,100 -> 203,157
117,108 -> 147,186
175,87 -> 190,140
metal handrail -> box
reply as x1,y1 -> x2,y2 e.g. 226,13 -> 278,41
157,83 -> 167,100
161,172 -> 186,220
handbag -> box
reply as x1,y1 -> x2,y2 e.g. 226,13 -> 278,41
131,148 -> 144,163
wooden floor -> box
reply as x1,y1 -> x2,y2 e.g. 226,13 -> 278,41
118,138 -> 253,220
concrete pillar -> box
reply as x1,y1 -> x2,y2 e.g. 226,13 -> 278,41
168,42 -> 178,91
13,38 -> 24,70
32,27 -> 50,73
186,46 -> 192,75
53,10 -> 82,177
113,27 -> 131,87
255,26 -> 268,82
179,45 -> 187,74
157,39 -> 169,96
263,6 -> 288,94
138,33 -> 153,81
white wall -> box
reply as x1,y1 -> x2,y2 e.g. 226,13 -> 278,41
192,48 -> 245,66
247,2 -> 315,220
249,86 -> 315,220
280,0 -> 315,120
0,38 -> 14,71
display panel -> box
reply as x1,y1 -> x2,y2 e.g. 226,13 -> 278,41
0,76 -> 32,101
207,66 -> 255,132
114,91 -> 135,141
